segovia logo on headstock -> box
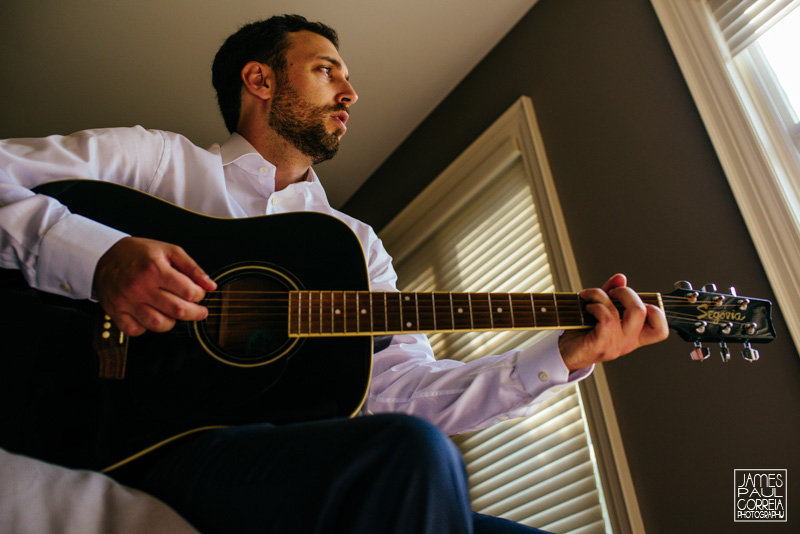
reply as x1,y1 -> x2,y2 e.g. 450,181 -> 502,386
696,304 -> 746,323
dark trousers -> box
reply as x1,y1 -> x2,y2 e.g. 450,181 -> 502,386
111,414 -> 551,533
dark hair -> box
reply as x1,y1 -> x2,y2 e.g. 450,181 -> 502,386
211,15 -> 339,133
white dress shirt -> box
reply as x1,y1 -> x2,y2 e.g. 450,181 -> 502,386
0,126 -> 591,435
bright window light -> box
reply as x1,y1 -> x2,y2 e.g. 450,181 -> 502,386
757,6 -> 800,122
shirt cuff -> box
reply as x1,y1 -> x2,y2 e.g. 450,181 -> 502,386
36,214 -> 129,299
515,330 -> 594,392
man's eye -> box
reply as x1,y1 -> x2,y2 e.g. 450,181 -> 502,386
319,66 -> 332,75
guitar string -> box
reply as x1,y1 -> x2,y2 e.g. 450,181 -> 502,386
121,290 -> 760,334
194,306 -> 758,328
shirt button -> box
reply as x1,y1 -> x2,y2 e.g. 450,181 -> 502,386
538,372 -> 549,383
271,198 -> 278,206
259,167 -> 269,174
60,281 -> 72,293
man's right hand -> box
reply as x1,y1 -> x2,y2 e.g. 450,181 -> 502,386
92,237 -> 217,336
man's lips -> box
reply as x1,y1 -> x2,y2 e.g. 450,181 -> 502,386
331,111 -> 349,132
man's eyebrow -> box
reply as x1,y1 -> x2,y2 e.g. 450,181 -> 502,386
318,55 -> 349,80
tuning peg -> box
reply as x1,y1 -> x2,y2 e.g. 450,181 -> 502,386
702,283 -> 718,292
720,341 -> 731,362
729,286 -> 737,296
694,321 -> 707,334
674,281 -> 693,290
690,341 -> 710,361
741,341 -> 760,362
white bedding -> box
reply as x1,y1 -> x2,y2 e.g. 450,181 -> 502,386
0,448 -> 197,533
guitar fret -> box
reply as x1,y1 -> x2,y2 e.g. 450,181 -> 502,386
383,292 -> 388,333
509,293 -> 514,329
308,291 -> 315,334
293,291 -> 300,334
303,291 -> 308,334
289,292 -> 297,335
431,293 -> 437,331
319,291 -> 325,333
449,292 -> 455,331
553,294 -> 559,326
398,292 -> 404,331
415,292 -> 420,332
468,294 -> 474,330
303,291 -> 310,334
369,292 -> 374,333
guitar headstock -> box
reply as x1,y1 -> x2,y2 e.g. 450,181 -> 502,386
664,281 -> 776,362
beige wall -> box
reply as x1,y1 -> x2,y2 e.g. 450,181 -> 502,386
345,0 -> 800,531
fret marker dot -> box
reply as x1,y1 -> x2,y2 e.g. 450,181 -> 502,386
361,309 -> 367,315
457,308 -> 464,314
335,309 -> 341,315
497,307 -> 503,313
406,321 -> 412,328
541,307 -> 548,313
404,295 -> 411,301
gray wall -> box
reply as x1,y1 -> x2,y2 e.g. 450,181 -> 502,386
344,0 -> 800,531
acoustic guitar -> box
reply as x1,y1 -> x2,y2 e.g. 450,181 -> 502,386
0,180 -> 776,472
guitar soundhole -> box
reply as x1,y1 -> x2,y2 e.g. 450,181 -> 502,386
195,264 -> 300,366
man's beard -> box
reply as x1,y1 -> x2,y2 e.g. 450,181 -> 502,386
269,81 -> 345,165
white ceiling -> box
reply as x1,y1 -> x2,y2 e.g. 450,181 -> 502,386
1,0 -> 538,207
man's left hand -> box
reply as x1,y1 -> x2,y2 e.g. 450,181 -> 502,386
558,274 -> 669,372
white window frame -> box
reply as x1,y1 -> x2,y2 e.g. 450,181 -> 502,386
380,96 -> 645,533
650,0 -> 800,355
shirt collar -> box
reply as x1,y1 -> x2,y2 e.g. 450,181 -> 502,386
219,132 -> 261,165
218,132 -> 320,183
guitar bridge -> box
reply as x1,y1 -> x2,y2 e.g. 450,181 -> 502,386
93,309 -> 129,379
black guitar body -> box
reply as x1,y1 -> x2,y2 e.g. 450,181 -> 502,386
0,180 -> 372,471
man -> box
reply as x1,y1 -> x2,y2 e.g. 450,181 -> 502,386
0,15 -> 668,533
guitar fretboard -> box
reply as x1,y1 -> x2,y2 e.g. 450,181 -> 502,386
288,291 -> 663,337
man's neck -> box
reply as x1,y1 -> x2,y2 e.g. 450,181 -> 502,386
238,127 -> 313,191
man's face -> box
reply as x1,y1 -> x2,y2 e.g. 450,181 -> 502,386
269,31 -> 357,164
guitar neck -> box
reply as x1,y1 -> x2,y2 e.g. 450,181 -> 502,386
288,291 -> 664,337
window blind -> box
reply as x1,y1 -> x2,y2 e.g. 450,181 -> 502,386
706,0 -> 800,55
393,158 -> 609,533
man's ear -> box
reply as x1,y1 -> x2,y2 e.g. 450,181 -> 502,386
241,61 -> 275,101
